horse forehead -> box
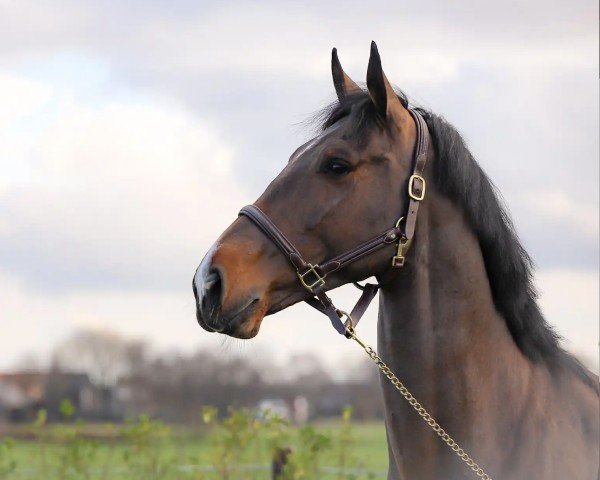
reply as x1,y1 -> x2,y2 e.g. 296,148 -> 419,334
290,122 -> 345,163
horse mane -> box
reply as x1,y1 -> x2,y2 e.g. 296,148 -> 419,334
315,90 -> 598,391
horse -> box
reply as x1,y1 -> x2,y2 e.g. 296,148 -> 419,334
193,42 -> 599,479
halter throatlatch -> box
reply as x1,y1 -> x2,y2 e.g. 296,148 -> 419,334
238,109 -> 429,335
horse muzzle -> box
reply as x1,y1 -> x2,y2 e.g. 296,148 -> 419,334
193,234 -> 271,339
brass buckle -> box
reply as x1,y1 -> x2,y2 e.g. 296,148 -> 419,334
408,174 -> 426,201
297,264 -> 326,291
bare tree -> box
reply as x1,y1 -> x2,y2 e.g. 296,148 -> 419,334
45,328 -> 383,422
52,328 -> 148,387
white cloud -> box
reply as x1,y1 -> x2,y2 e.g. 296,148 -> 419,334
523,189 -> 599,237
0,75 -> 249,291
109,3 -> 597,88
1,1 -> 596,86
0,270 -> 197,368
536,268 -> 599,370
0,74 -> 52,129
0,73 -> 55,190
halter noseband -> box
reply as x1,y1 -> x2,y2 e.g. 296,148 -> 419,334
239,108 -> 429,336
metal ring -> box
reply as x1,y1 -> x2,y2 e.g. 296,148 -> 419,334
336,310 -> 354,330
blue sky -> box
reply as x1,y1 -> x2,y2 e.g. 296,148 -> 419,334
0,0 -> 597,373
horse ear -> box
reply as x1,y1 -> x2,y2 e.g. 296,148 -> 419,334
331,48 -> 361,101
366,41 -> 405,119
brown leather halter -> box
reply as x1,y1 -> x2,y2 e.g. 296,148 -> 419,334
239,108 -> 429,336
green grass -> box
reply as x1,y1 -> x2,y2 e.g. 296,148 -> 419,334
0,418 -> 388,479
314,420 -> 388,470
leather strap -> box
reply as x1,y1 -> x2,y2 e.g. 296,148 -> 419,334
307,290 -> 347,334
239,205 -> 402,280
238,109 -> 429,335
402,110 -> 428,241
319,227 -> 401,275
237,205 -> 307,271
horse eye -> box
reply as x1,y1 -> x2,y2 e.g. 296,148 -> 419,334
323,158 -> 351,176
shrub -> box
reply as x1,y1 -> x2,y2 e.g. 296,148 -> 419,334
2,402 -> 378,479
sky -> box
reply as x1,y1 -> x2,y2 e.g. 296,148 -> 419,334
0,0 -> 598,375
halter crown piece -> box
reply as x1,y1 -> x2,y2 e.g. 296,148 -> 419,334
239,108 -> 429,336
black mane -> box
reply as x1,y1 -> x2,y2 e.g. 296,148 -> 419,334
316,91 -> 597,390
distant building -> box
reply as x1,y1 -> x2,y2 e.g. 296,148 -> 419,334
0,370 -> 120,423
257,399 -> 291,420
114,375 -> 157,419
0,372 -> 46,423
292,396 -> 309,424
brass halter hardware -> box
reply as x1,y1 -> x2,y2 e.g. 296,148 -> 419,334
335,309 -> 353,331
391,237 -> 411,267
297,263 -> 326,292
391,217 -> 412,268
408,173 -> 426,201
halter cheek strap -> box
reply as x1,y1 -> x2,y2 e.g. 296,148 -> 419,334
238,109 -> 429,335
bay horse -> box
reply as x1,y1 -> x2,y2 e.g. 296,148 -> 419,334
193,42 -> 599,479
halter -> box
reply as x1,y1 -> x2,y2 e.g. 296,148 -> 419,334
239,108 -> 429,336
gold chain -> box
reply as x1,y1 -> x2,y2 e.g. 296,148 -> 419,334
345,326 -> 493,480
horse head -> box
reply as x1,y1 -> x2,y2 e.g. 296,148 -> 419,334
193,42 -> 420,338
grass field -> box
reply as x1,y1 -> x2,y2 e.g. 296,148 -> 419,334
0,414 -> 389,479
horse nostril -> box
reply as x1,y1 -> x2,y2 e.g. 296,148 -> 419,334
201,270 -> 223,323
203,271 -> 220,292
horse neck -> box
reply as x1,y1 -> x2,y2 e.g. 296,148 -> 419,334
377,188 -> 532,477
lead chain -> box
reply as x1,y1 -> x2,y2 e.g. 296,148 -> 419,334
345,327 -> 493,480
